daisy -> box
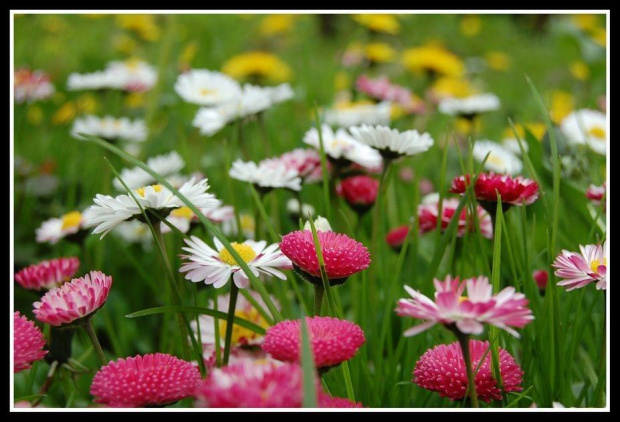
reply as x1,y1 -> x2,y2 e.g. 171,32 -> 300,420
286,199 -> 316,219
395,275 -> 534,337
104,59 -> 158,92
402,45 -> 464,78
229,159 -> 302,193
349,124 -> 434,160
88,178 -> 218,237
303,216 -> 333,232
221,51 -> 292,83
553,241 -> 607,291
179,236 -> 292,289
323,100 -> 391,128
277,148 -> 323,183
336,175 -> 379,214
450,173 -> 539,212
262,83 -> 294,105
222,211 -> 256,240
413,340 -> 523,402
586,183 -> 606,206
67,70 -> 114,91
472,140 -> 523,174
356,75 -> 426,114
417,195 -> 493,239
438,93 -> 501,119
36,209 -> 95,244
560,109 -> 607,155
14,68 -> 55,103
14,312 -> 48,373
112,220 -> 153,249
303,124 -> 382,170
386,225 -> 410,251
15,257 -> 80,291
162,201 -> 232,234
502,137 -> 530,156
71,115 -> 147,143
262,316 -> 365,370
174,69 -> 241,106
112,151 -> 185,190
90,353 -> 201,407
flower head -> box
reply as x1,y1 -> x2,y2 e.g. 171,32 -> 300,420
113,151 -> 185,190
262,316 -> 365,369
277,148 -> 323,183
280,230 -> 370,285
194,361 -> 306,408
90,353 -> 201,407
229,159 -> 302,192
318,393 -> 365,408
350,124 -> 433,161
336,175 -> 379,214
438,93 -> 501,118
303,216 -> 333,233
586,183 -> 606,206
14,312 -> 47,373
560,109 -> 606,155
353,14 -> 400,34
402,45 -> 464,78
356,75 -> 425,114
222,51 -> 292,83
174,69 -> 241,106
104,59 -> 158,92
413,340 -> 523,402
386,225 -> 410,251
418,195 -> 493,239
553,241 -> 607,291
33,271 -> 112,327
323,100 -> 391,128
180,236 -> 292,289
395,275 -> 533,337
14,68 -> 55,103
472,140 -> 523,174
71,115 -> 147,143
36,209 -> 96,245
532,269 -> 549,290
450,173 -> 539,208
15,257 -> 80,291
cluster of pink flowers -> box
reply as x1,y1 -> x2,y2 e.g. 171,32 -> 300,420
356,75 -> 426,114
450,173 -> 539,207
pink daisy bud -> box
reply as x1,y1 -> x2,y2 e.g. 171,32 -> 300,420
15,257 -> 80,291
91,353 -> 201,407
33,271 -> 113,326
194,361 -> 308,408
395,275 -> 534,337
450,173 -> 539,213
336,175 -> 379,214
280,230 -> 370,285
386,225 -> 410,251
413,340 -> 523,402
553,240 -> 607,291
262,316 -> 365,370
318,392 -> 365,408
586,183 -> 606,207
14,312 -> 48,373
418,196 -> 493,239
532,269 -> 549,290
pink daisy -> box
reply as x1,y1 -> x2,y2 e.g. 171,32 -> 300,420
586,183 -> 606,206
277,148 -> 324,183
336,175 -> 379,214
413,340 -> 523,402
450,173 -> 539,210
386,225 -> 410,251
194,361 -> 307,408
418,196 -> 493,239
395,275 -> 533,337
14,67 -> 55,103
553,241 -> 607,291
33,271 -> 113,326
15,257 -> 80,291
356,75 -> 426,114
262,316 -> 365,369
318,393 -> 365,408
14,312 -> 48,373
91,353 -> 201,407
280,230 -> 370,285
532,269 -> 549,290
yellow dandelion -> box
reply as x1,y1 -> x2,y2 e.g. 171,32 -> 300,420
222,51 -> 292,83
259,14 -> 297,37
460,15 -> 482,37
431,77 -> 474,99
402,44 -> 464,78
549,90 -> 574,124
485,51 -> 511,71
364,42 -> 397,63
52,102 -> 76,125
353,14 -> 400,35
570,61 -> 590,81
116,14 -> 161,42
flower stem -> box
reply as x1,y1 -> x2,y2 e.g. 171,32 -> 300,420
455,331 -> 479,408
32,360 -> 58,407
82,319 -> 107,367
223,283 -> 239,365
313,284 -> 325,316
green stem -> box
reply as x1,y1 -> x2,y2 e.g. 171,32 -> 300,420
455,331 -> 479,408
31,360 -> 58,407
212,288 -> 222,367
82,319 -> 107,367
313,284 -> 325,316
223,283 -> 240,365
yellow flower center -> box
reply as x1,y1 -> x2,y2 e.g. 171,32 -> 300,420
240,214 -> 255,234
171,206 -> 194,220
459,296 -> 469,303
590,258 -> 607,273
487,154 -> 505,167
588,126 -> 606,140
136,184 -> 162,197
125,58 -> 141,71
200,88 -> 216,96
218,242 -> 257,266
219,308 -> 270,346
61,211 -> 82,230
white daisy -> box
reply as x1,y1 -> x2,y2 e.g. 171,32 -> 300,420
175,69 -> 242,106
473,140 -> 523,174
303,215 -> 332,232
113,151 -> 186,190
222,211 -> 255,240
263,83 -> 294,105
88,178 -> 218,238
67,71 -> 115,91
324,100 -> 391,127
179,236 -> 293,289
204,204 -> 235,224
112,220 -> 153,249
303,124 -> 383,169
502,138 -> 529,156
105,60 -> 158,92
349,124 -> 434,160
71,115 -> 147,143
560,109 -> 607,155
35,209 -> 95,245
161,201 -> 233,234
229,159 -> 302,192
438,93 -> 501,117
286,198 -> 315,218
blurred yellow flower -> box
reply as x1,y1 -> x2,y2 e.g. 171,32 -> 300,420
460,15 -> 482,37
179,42 -> 199,68
590,27 -> 606,47
125,92 -> 146,109
485,51 -> 511,71
431,77 -> 474,99
334,71 -> 350,92
402,44 -> 464,78
116,14 -> 161,41
113,34 -> 138,55
549,90 -> 574,124
390,104 -> 406,120
222,51 -> 292,83
571,14 -> 600,32
52,102 -> 77,125
455,117 -> 482,135
77,94 -> 98,114
27,106 -> 44,125
353,14 -> 400,35
570,61 -> 590,81
503,122 -> 546,141
364,42 -> 397,63
259,14 -> 297,37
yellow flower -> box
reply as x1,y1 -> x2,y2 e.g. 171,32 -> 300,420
455,117 -> 482,135
125,92 -> 145,109
27,106 -> 44,125
116,14 -> 161,41
222,51 -> 292,83
52,102 -> 76,125
390,104 -> 406,120
570,61 -> 590,81
485,51 -> 511,71
571,14 -> 601,32
503,122 -> 546,141
76,94 -> 98,114
259,14 -> 297,37
179,42 -> 199,68
402,44 -> 464,78
590,27 -> 606,47
549,90 -> 574,124
113,34 -> 138,55
460,15 -> 482,37
431,77 -> 474,99
364,42 -> 397,63
353,14 -> 400,35
334,71 -> 350,92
